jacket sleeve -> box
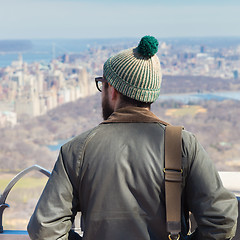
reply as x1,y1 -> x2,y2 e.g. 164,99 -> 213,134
27,145 -> 82,240
183,131 -> 238,240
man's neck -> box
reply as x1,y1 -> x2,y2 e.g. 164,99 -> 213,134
115,102 -> 151,111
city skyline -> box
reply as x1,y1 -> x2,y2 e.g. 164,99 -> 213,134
0,0 -> 240,39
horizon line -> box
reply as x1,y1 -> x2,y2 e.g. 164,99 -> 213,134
1,36 -> 240,41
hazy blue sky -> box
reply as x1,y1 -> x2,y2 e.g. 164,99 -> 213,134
0,0 -> 240,39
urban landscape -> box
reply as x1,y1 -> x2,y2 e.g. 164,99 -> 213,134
0,37 -> 240,128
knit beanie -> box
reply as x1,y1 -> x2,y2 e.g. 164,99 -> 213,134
103,36 -> 162,103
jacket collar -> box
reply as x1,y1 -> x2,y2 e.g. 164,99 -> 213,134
101,106 -> 170,125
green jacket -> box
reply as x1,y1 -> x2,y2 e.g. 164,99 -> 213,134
28,107 -> 238,240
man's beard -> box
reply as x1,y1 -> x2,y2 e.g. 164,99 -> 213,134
102,91 -> 114,120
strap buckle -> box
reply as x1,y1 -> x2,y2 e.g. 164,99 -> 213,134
164,168 -> 183,182
168,233 -> 180,240
163,168 -> 183,173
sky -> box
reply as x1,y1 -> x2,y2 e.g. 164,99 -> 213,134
0,0 -> 240,39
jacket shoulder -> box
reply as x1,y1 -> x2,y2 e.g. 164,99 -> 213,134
58,126 -> 100,188
181,129 -> 198,157
62,126 -> 99,154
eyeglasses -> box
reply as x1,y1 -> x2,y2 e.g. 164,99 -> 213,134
95,77 -> 107,92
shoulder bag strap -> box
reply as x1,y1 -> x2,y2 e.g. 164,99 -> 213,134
164,125 -> 183,240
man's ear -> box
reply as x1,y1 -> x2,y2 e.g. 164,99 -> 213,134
110,86 -> 118,101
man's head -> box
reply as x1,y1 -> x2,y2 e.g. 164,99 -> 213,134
99,80 -> 153,120
96,36 -> 162,120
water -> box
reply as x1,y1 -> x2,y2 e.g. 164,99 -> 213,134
0,38 -> 134,68
47,138 -> 72,152
1,37 -> 240,68
158,92 -> 240,103
0,39 -> 92,67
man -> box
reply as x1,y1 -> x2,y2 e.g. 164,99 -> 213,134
28,36 -> 238,240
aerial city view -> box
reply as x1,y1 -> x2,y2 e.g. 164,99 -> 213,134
0,37 -> 239,126
0,0 -> 239,238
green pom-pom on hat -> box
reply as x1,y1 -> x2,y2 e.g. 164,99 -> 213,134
137,35 -> 159,58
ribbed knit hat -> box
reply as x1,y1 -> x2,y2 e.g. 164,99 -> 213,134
103,36 -> 162,103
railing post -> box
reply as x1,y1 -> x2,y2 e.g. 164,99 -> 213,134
0,204 -> 9,233
0,165 -> 51,233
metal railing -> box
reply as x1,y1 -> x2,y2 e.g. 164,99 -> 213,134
0,165 -> 51,235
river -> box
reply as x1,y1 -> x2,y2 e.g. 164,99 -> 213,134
158,91 -> 240,103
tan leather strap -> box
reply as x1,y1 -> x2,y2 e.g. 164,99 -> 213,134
164,126 -> 183,238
